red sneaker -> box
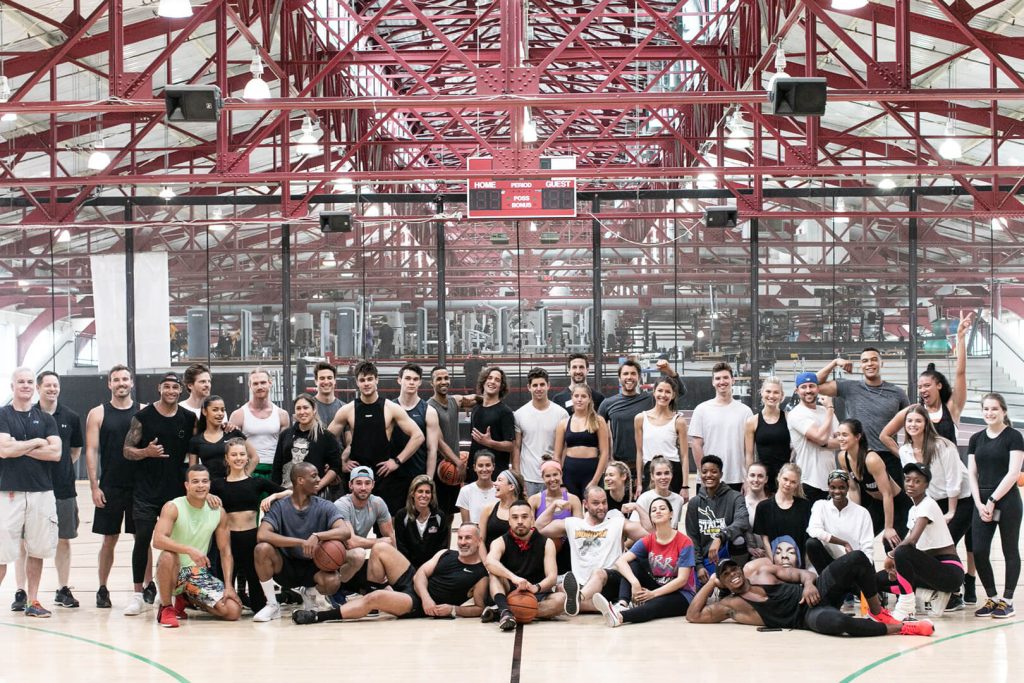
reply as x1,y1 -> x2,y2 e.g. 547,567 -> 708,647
900,619 -> 934,637
158,605 -> 180,628
173,595 -> 189,620
868,607 -> 902,625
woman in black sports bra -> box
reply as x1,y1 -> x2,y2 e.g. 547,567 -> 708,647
836,419 -> 910,549
603,461 -> 633,513
552,384 -> 610,498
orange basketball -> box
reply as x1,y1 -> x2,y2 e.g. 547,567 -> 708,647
506,590 -> 538,624
438,452 -> 469,486
1018,471 -> 1024,487
313,540 -> 347,572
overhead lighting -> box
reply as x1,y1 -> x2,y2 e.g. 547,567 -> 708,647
56,229 -> 71,243
992,217 -> 1007,231
18,279 -> 29,287
522,109 -> 538,143
157,0 -> 193,18
834,197 -> 850,223
323,252 -> 337,266
87,141 -> 111,170
831,0 -> 868,9
209,209 -> 227,231
243,49 -> 271,100
877,175 -> 897,190
724,111 -> 751,151
938,118 -> 962,160
159,186 -> 176,200
0,76 -> 14,122
696,172 -> 717,190
767,46 -> 788,87
333,176 -> 353,193
296,115 -> 318,155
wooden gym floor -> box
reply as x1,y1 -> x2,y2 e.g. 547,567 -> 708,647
1,481 -> 1021,683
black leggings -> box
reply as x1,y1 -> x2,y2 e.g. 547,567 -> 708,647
617,558 -> 690,624
876,549 -> 964,596
131,515 -> 156,585
230,528 -> 265,611
803,606 -> 887,637
803,551 -> 887,637
973,488 -> 1022,599
864,491 -> 911,551
936,496 -> 973,551
562,456 -> 599,499
805,538 -> 837,575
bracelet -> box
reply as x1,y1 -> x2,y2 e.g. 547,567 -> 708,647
391,456 -> 402,466
988,496 -> 997,505
681,486 -> 690,489
450,606 -> 457,618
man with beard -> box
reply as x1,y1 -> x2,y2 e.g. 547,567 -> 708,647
787,372 -> 841,502
427,366 -> 476,519
552,354 -> 605,412
229,369 -> 289,479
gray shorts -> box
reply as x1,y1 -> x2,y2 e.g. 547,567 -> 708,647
524,481 -> 545,497
56,497 -> 79,540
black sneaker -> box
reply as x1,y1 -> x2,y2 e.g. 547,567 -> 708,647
54,586 -> 80,608
963,575 -> 977,605
480,605 -> 498,623
96,585 -> 112,608
563,571 -> 581,616
11,589 -> 27,612
142,581 -> 157,605
498,609 -> 517,631
945,594 -> 965,612
291,609 -> 318,625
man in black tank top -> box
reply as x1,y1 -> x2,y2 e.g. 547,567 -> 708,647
484,500 -> 562,630
380,363 -> 441,514
85,365 -> 145,608
686,553 -> 934,637
327,361 -> 424,490
122,372 -> 196,616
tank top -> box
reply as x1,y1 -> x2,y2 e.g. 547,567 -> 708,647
564,415 -> 599,450
499,530 -> 547,584
641,412 -> 680,463
606,489 -> 627,513
930,403 -> 957,444
428,396 -> 460,455
485,505 -> 510,548
351,395 -> 390,467
242,404 -> 282,465
741,582 -> 805,629
170,496 -> 222,568
427,550 -> 488,605
392,398 -> 428,476
538,488 -> 571,520
754,411 -> 791,469
843,449 -> 904,497
98,400 -> 139,487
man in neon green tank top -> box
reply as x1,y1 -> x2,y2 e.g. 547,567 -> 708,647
152,464 -> 241,628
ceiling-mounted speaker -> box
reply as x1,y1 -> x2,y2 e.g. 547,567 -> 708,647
704,206 -> 738,228
319,212 -> 353,233
770,77 -> 828,116
165,85 -> 223,122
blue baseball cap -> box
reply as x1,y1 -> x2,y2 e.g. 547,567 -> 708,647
350,465 -> 375,482
795,372 -> 818,387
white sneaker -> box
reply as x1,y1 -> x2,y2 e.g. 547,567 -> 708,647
926,591 -> 952,617
123,593 -> 146,616
253,603 -> 281,622
301,587 -> 320,611
592,593 -> 622,628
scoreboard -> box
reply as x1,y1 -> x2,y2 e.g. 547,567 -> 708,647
467,178 -> 577,219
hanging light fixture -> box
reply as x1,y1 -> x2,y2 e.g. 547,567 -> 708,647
877,175 -> 896,190
767,45 -> 788,87
243,49 -> 271,100
696,172 -> 717,190
296,115 -> 319,155
724,110 -> 751,151
938,118 -> 962,160
834,197 -> 850,223
87,140 -> 111,170
831,0 -> 868,10
0,75 -> 14,122
992,217 -> 1007,231
159,186 -> 176,200
522,108 -> 538,143
56,229 -> 71,243
157,0 -> 193,18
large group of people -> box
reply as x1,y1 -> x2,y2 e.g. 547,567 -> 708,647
1,321 -> 1021,640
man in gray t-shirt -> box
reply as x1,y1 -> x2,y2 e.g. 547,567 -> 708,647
333,466 -> 396,546
816,348 -> 909,454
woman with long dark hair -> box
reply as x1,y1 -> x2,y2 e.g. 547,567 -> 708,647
271,394 -> 341,495
187,395 -> 255,479
634,378 -> 688,498
394,475 -> 450,569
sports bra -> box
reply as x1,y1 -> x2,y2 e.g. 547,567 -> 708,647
564,417 -> 599,449
485,505 -> 510,549
930,403 -> 957,444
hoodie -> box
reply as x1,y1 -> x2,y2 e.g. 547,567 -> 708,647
684,484 -> 750,564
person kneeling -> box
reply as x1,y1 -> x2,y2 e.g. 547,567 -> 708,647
152,465 -> 242,628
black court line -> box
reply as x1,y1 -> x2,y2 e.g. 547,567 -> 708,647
509,622 -> 524,683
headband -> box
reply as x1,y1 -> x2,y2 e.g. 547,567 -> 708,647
540,460 -> 562,476
497,470 -> 521,496
827,469 -> 850,483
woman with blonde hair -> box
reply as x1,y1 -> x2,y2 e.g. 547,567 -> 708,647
552,383 -> 610,498
743,377 -> 791,494
753,462 -> 812,567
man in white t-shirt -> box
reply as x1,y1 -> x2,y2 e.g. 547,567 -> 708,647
513,369 -> 565,496
787,372 -> 840,502
535,486 -> 649,616
689,362 -> 752,486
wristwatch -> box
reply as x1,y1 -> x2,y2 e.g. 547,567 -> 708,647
391,456 -> 402,466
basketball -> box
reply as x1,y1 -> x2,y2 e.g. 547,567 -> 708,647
1018,471 -> 1024,487
438,452 -> 469,486
507,590 -> 538,624
313,540 -> 347,572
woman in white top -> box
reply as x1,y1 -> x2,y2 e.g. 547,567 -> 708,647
456,450 -> 497,524
876,462 -> 965,621
744,462 -> 769,558
633,378 -> 689,501
630,456 -> 685,529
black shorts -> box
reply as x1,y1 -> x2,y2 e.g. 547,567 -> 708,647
341,562 -> 371,594
273,555 -> 319,590
92,485 -> 136,536
599,569 -> 623,602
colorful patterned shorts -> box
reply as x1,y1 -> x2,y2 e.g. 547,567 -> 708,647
175,565 -> 226,610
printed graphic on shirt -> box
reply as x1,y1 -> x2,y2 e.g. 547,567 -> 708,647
282,437 -> 309,484
697,505 -> 725,537
572,527 -> 610,558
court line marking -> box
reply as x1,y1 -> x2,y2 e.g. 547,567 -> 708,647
509,622 -> 524,683
0,622 -> 190,682
839,620 -> 1024,682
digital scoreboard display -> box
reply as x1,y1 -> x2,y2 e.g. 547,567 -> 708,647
467,179 -> 577,219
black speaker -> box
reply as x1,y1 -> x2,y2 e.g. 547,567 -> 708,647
319,212 -> 353,233
704,206 -> 738,228
165,85 -> 223,122
770,77 -> 828,116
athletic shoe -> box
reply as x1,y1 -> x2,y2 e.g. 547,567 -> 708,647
157,605 -> 179,628
841,595 -> 857,614
253,603 -> 281,622
24,601 -> 52,618
142,581 -> 157,605
54,586 -> 80,608
173,595 -> 190,620
480,605 -> 498,623
563,571 -> 581,617
944,594 -> 965,612
498,609 -> 517,631
867,607 -> 902,626
900,619 -> 934,636
992,600 -> 1015,619
974,598 -> 999,617
925,591 -> 952,617
123,592 -> 146,616
10,589 -> 27,612
614,600 -> 630,611
592,593 -> 622,628
301,587 -> 320,611
292,609 -> 317,625
328,590 -> 350,608
96,586 -> 112,609
963,575 -> 977,605
892,593 -> 916,622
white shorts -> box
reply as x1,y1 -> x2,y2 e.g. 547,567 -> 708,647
0,491 -> 58,563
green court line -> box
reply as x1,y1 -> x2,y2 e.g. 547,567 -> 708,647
0,622 -> 190,682
839,620 -> 1024,682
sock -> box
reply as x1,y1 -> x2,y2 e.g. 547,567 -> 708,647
1002,597 -> 1013,605
315,608 -> 342,623
494,593 -> 509,612
260,580 -> 279,606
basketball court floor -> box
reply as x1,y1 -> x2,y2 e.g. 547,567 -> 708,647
2,481 -> 1021,683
